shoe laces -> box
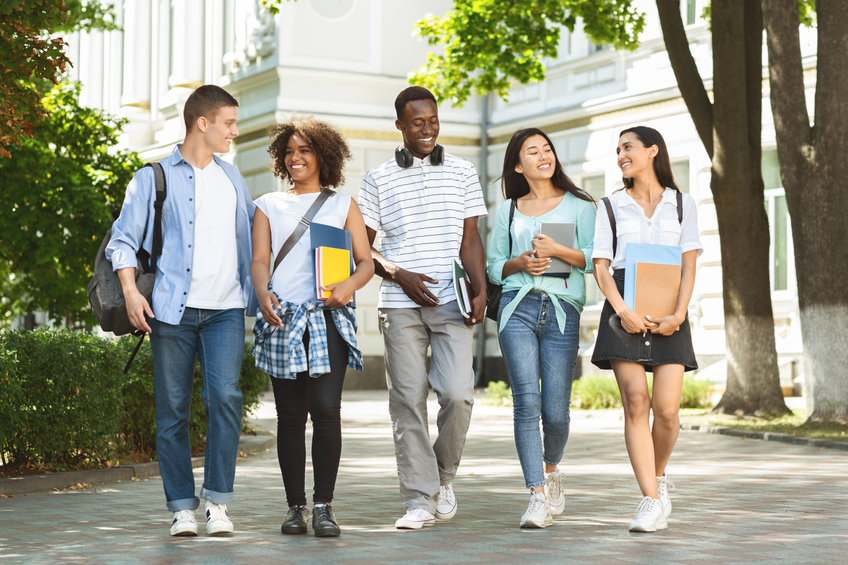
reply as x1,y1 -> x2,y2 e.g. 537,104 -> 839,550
635,496 -> 662,517
657,476 -> 675,496
206,503 -> 229,522
173,510 -> 195,523
289,505 -> 307,520
546,471 -> 563,499
407,507 -> 434,520
439,484 -> 455,506
527,489 -> 548,513
314,505 -> 333,522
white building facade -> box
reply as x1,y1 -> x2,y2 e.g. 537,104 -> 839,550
66,0 -> 809,391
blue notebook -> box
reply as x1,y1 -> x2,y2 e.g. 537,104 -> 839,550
623,243 -> 682,311
310,222 -> 355,306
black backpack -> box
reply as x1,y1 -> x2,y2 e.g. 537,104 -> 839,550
87,162 -> 166,371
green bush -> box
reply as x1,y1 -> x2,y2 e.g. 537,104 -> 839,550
115,337 -> 269,455
572,375 -> 622,409
480,380 -> 512,406
0,330 -> 125,469
0,330 -> 268,471
571,373 -> 713,410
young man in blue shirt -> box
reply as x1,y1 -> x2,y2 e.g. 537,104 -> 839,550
107,85 -> 257,536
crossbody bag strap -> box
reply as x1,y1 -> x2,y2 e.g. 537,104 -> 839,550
602,196 -> 617,258
676,190 -> 683,223
272,189 -> 332,273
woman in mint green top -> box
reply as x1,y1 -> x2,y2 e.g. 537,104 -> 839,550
486,128 -> 595,529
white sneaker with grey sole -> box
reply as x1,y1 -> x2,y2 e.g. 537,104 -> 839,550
657,475 -> 672,518
545,470 -> 565,516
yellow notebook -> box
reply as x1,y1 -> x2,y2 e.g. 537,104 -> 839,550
315,246 -> 352,302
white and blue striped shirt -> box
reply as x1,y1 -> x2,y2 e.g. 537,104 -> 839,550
358,152 -> 488,308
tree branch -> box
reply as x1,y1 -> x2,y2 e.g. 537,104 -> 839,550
655,0 -> 713,157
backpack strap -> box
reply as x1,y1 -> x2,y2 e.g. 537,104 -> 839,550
135,162 -> 167,274
272,189 -> 333,273
507,199 -> 516,256
603,191 -> 683,260
602,196 -> 617,258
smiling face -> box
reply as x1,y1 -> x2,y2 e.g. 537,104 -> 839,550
395,98 -> 440,159
514,134 -> 556,182
616,131 -> 657,181
284,133 -> 321,187
201,105 -> 239,154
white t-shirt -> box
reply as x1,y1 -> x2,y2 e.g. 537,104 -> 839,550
358,153 -> 488,308
185,160 -> 244,309
254,190 -> 351,305
592,188 -> 703,270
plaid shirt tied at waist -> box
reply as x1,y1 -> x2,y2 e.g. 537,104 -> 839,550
251,296 -> 362,380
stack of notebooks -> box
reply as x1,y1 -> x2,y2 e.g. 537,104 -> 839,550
311,222 -> 354,304
623,243 -> 682,318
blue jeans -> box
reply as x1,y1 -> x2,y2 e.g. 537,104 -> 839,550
149,307 -> 245,511
497,291 -> 579,489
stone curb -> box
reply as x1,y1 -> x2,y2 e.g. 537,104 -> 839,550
681,423 -> 848,451
0,433 -> 276,496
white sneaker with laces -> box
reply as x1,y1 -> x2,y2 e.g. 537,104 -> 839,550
205,501 -> 234,535
520,490 -> 553,528
435,483 -> 457,520
657,475 -> 672,518
545,470 -> 565,516
395,507 -> 436,530
629,496 -> 668,532
170,510 -> 198,536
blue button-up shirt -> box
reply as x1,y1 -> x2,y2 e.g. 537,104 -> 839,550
105,145 -> 258,325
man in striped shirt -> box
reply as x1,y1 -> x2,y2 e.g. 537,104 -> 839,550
358,86 -> 488,530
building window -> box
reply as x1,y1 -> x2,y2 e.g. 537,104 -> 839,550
763,149 -> 794,293
685,0 -> 698,25
581,174 -> 605,307
671,160 -> 689,192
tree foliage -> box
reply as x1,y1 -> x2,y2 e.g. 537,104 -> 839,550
0,0 -> 117,158
409,0 -> 646,105
0,82 -> 143,327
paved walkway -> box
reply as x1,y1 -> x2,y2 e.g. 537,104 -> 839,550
1,391 -> 846,564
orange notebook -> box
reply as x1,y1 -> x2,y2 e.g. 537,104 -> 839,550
315,246 -> 352,302
634,262 -> 681,318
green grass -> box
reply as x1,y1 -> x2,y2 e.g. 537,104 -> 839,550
679,408 -> 848,442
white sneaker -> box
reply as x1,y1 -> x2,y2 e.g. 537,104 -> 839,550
395,507 -> 436,530
435,483 -> 457,520
629,496 -> 668,532
545,470 -> 565,516
170,510 -> 198,536
657,475 -> 672,518
205,501 -> 234,535
520,490 -> 553,528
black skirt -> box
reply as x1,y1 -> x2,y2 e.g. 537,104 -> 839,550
591,270 -> 697,372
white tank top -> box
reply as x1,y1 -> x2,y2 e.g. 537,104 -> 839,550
254,190 -> 351,305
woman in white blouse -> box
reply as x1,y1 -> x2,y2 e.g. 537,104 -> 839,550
591,126 -> 702,533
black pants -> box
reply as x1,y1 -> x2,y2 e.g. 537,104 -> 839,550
271,311 -> 348,507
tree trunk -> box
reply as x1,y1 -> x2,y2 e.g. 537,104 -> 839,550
764,0 -> 848,421
656,0 -> 788,414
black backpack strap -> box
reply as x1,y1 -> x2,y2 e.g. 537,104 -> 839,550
676,190 -> 683,223
602,196 -> 617,258
272,189 -> 332,273
148,162 -> 167,273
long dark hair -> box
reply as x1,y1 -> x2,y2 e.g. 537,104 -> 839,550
619,126 -> 680,192
500,128 -> 594,203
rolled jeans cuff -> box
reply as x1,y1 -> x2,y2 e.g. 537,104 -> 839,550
166,496 -> 200,512
200,486 -> 234,505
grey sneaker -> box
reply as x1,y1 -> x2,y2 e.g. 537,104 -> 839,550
545,470 -> 565,516
520,489 -> 553,528
657,475 -> 672,518
281,505 -> 309,535
170,509 -> 198,536
629,496 -> 668,532
312,504 -> 341,537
